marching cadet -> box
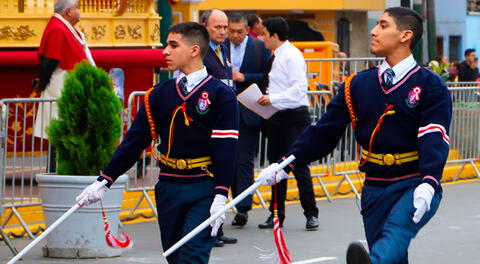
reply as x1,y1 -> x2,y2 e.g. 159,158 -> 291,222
257,7 -> 451,264
76,22 -> 239,264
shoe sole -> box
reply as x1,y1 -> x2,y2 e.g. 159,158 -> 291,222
346,242 -> 371,264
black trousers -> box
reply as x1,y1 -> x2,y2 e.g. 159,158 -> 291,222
263,107 -> 318,219
231,123 -> 260,212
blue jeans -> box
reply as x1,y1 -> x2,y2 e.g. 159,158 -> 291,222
361,177 -> 442,264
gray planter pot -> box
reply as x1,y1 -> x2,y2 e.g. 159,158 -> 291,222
36,174 -> 128,258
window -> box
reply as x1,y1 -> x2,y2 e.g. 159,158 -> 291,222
449,36 -> 461,62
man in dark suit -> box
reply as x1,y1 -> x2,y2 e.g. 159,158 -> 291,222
224,12 -> 271,227
201,9 -> 233,90
200,8 -> 237,247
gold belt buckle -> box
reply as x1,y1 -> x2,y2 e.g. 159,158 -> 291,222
176,159 -> 187,170
383,154 -> 395,166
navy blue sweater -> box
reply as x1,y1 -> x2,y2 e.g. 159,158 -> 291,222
286,66 -> 452,190
100,76 -> 239,196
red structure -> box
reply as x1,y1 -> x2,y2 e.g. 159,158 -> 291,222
0,49 -> 167,100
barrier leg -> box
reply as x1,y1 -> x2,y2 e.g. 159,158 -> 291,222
0,225 -> 18,255
453,162 -> 467,181
316,175 -> 332,202
11,207 -> 35,239
343,174 -> 361,200
255,189 -> 269,210
143,189 -> 158,218
469,160 -> 480,178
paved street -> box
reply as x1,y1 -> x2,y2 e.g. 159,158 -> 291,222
2,180 -> 480,263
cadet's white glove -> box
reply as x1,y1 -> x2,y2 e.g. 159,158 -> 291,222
210,194 -> 227,237
412,183 -> 435,224
256,163 -> 289,186
75,180 -> 108,207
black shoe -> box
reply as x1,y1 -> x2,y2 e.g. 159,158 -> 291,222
258,215 -> 284,229
232,212 -> 248,227
306,216 -> 319,230
346,242 -> 372,264
214,238 -> 224,247
217,235 -> 238,244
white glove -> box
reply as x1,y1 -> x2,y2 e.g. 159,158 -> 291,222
412,183 -> 435,224
75,180 -> 108,207
255,163 -> 289,186
209,194 -> 227,237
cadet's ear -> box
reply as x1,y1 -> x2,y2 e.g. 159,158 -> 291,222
191,44 -> 201,58
400,29 -> 413,45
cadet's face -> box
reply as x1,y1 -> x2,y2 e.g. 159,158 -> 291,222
163,33 -> 195,72
370,12 -> 402,56
228,22 -> 248,46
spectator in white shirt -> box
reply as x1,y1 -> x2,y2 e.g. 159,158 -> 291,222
257,17 -> 319,230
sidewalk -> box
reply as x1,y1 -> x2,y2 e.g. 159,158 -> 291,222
1,180 -> 480,263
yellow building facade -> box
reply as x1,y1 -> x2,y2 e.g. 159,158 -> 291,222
0,0 -> 161,48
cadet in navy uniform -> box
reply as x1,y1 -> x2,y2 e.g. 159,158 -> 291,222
76,22 -> 239,264
257,7 -> 452,264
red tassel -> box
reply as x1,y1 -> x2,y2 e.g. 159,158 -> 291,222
101,200 -> 133,249
273,171 -> 293,264
273,217 -> 292,264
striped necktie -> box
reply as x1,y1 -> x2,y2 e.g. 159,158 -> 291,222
383,68 -> 395,88
215,45 -> 224,65
178,77 -> 188,96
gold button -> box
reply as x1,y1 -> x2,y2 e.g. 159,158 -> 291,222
383,154 -> 395,166
176,159 -> 187,170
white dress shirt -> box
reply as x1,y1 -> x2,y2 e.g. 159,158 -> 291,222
230,36 -> 248,73
176,67 -> 208,93
268,41 -> 309,110
379,54 -> 417,86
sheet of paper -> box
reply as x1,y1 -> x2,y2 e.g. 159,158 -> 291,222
237,83 -> 278,119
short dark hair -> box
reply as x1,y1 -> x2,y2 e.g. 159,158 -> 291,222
228,12 -> 247,26
465,48 -> 476,57
169,22 -> 209,58
262,17 -> 289,41
246,14 -> 260,28
384,7 -> 423,51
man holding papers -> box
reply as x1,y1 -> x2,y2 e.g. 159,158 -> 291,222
256,17 -> 319,230
225,12 -> 271,227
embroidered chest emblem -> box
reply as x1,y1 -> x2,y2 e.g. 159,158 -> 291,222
406,86 -> 422,108
196,91 -> 211,114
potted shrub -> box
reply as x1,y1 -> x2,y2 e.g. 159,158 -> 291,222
36,62 -> 128,258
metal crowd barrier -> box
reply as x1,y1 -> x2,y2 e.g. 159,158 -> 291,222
305,57 -> 384,91
445,85 -> 480,180
0,98 -> 57,253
